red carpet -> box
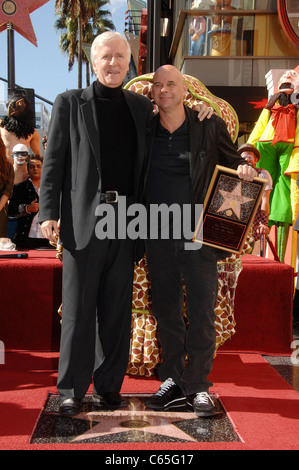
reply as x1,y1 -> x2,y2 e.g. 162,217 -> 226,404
0,252 -> 293,354
1,350 -> 299,450
221,255 -> 293,354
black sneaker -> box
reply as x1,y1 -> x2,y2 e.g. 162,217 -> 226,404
187,391 -> 216,417
145,378 -> 186,410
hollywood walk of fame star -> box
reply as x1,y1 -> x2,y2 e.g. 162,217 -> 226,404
71,397 -> 199,443
217,181 -> 254,220
0,0 -> 50,46
31,394 -> 236,444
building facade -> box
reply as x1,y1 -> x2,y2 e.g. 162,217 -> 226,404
145,0 -> 299,138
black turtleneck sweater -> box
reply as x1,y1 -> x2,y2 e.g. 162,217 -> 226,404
93,80 -> 136,194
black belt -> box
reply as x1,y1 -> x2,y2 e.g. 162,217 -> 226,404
100,191 -> 129,203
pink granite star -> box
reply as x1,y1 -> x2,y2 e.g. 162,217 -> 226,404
0,0 -> 50,46
217,181 -> 254,219
72,397 -> 198,443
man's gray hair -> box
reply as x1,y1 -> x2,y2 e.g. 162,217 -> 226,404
91,31 -> 131,63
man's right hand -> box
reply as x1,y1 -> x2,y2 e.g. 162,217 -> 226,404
41,220 -> 59,244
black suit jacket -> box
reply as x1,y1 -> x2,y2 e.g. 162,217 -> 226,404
39,83 -> 153,251
8,178 -> 39,245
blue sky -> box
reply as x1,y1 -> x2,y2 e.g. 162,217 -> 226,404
0,0 -> 128,105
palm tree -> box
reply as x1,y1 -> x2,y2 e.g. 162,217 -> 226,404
55,15 -> 77,74
55,7 -> 115,86
55,0 -> 114,88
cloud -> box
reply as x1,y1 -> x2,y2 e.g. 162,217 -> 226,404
109,0 -> 127,14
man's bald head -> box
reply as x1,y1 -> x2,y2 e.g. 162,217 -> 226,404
152,65 -> 187,114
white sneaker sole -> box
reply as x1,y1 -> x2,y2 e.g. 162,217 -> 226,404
145,396 -> 186,410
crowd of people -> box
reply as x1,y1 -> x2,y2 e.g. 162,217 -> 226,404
0,91 -> 49,249
0,30 -> 297,419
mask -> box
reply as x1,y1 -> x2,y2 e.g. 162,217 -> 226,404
13,152 -> 28,165
278,70 -> 299,95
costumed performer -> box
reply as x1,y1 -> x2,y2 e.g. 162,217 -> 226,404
247,69 -> 299,263
0,89 -> 41,164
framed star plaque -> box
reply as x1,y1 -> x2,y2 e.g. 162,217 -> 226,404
193,165 -> 267,254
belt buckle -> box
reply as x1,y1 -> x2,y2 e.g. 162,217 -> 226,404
106,190 -> 118,203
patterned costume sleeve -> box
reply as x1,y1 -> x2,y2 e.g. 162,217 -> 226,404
248,108 -> 271,145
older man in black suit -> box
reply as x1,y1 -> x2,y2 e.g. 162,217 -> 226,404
39,32 -> 154,416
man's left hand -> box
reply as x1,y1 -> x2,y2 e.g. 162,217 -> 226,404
237,164 -> 257,181
256,223 -> 270,236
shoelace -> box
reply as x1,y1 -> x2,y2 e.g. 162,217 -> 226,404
193,392 -> 213,405
155,378 -> 175,397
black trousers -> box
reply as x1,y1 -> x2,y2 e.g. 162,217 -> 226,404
145,239 -> 218,395
57,231 -> 135,400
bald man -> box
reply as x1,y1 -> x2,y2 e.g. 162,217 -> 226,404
143,65 -> 256,417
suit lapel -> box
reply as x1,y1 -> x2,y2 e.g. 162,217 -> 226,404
80,85 -> 101,174
123,90 -> 147,199
186,106 -> 204,182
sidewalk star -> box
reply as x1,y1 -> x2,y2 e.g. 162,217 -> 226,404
0,0 -> 50,46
